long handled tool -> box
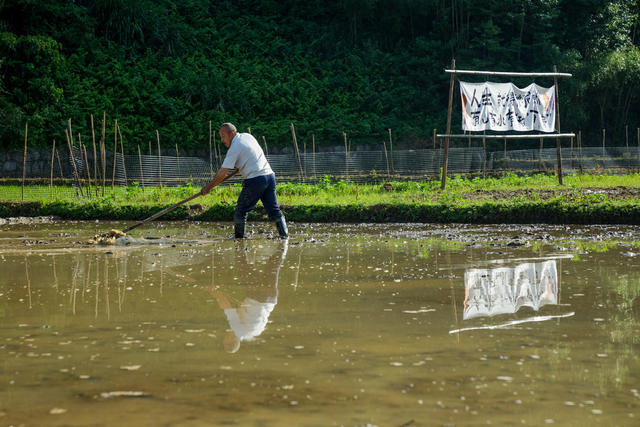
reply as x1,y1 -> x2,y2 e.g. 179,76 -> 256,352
90,171 -> 238,244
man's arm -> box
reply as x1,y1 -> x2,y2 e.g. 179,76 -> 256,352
200,168 -> 238,195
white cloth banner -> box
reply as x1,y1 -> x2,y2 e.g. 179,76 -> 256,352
460,82 -> 556,132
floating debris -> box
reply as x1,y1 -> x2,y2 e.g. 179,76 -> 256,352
88,229 -> 126,245
49,408 -> 67,415
119,365 -> 141,371
99,391 -> 149,399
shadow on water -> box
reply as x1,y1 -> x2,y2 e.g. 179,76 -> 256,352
0,222 -> 639,425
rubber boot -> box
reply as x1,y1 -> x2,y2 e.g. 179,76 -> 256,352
234,222 -> 245,239
275,216 -> 289,239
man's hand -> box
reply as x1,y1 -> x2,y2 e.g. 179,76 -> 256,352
200,167 -> 233,196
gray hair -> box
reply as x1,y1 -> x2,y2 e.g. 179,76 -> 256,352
219,123 -> 237,133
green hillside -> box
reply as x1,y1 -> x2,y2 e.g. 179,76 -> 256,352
1,0 -> 638,152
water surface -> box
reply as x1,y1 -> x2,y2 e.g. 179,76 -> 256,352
1,221 -> 639,426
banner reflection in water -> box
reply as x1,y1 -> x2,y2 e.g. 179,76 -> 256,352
464,260 -> 558,320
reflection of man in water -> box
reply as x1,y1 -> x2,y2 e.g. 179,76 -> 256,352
205,240 -> 288,353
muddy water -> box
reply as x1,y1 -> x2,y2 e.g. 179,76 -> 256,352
1,221 -> 639,426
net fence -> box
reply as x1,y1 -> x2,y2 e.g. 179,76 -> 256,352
3,145 -> 640,201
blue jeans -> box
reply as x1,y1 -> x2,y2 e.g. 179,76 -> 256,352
234,173 -> 283,224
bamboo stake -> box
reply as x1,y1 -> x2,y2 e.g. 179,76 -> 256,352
539,137 -> 544,170
148,140 -> 152,156
208,120 -> 214,179
433,128 -> 436,149
50,140 -> 56,198
578,130 -> 584,174
626,125 -> 630,171
91,114 -> 99,197
175,143 -> 181,181
343,131 -> 349,182
383,140 -> 390,178
312,134 -> 316,179
388,128 -> 394,174
118,124 -> 127,185
65,126 -> 84,197
262,135 -> 269,156
111,119 -> 118,190
22,122 -> 28,201
100,112 -> 106,196
55,149 -> 63,186
482,130 -> 486,178
156,130 -> 162,188
80,139 -> 92,198
290,123 -> 303,180
602,128 -> 606,157
637,128 -> 640,164
137,144 -> 145,192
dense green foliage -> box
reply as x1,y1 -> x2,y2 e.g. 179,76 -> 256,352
1,1 -> 639,152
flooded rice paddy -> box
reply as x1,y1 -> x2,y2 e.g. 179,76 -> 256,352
1,221 -> 639,426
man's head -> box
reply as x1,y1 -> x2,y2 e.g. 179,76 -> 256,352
219,123 -> 237,148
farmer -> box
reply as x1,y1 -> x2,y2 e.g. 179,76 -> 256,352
200,123 -> 288,239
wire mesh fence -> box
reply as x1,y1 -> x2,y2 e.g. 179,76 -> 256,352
4,145 -> 640,202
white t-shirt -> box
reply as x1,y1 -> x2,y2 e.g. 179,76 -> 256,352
224,298 -> 276,341
221,133 -> 273,179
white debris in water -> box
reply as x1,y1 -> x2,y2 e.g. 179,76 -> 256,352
390,362 -> 403,367
596,353 -> 608,358
402,309 -> 435,314
185,342 -> 195,347
100,391 -> 149,398
529,354 -> 540,359
497,376 -> 513,382
185,329 -> 204,333
592,409 -> 603,415
294,345 -> 304,349
593,318 -> 605,322
120,365 -> 141,371
49,408 -> 67,415
564,401 -> 576,406
282,385 -> 294,390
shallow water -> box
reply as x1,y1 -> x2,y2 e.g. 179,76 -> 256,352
1,221 -> 639,426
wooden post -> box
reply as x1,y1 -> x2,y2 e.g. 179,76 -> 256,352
553,65 -> 563,185
441,59 -> 455,189
65,127 -> 83,198
388,128 -> 394,174
50,140 -> 56,198
248,126 -> 252,134
91,115 -> 99,197
637,128 -> 640,164
21,122 -> 28,201
602,128 -> 606,157
290,123 -> 304,180
208,121 -> 214,178
433,128 -> 436,149
156,130 -> 162,188
148,140 -> 152,156
262,135 -> 269,156
100,112 -> 106,196
111,119 -> 118,190
137,144 -> 145,192
118,125 -> 127,185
